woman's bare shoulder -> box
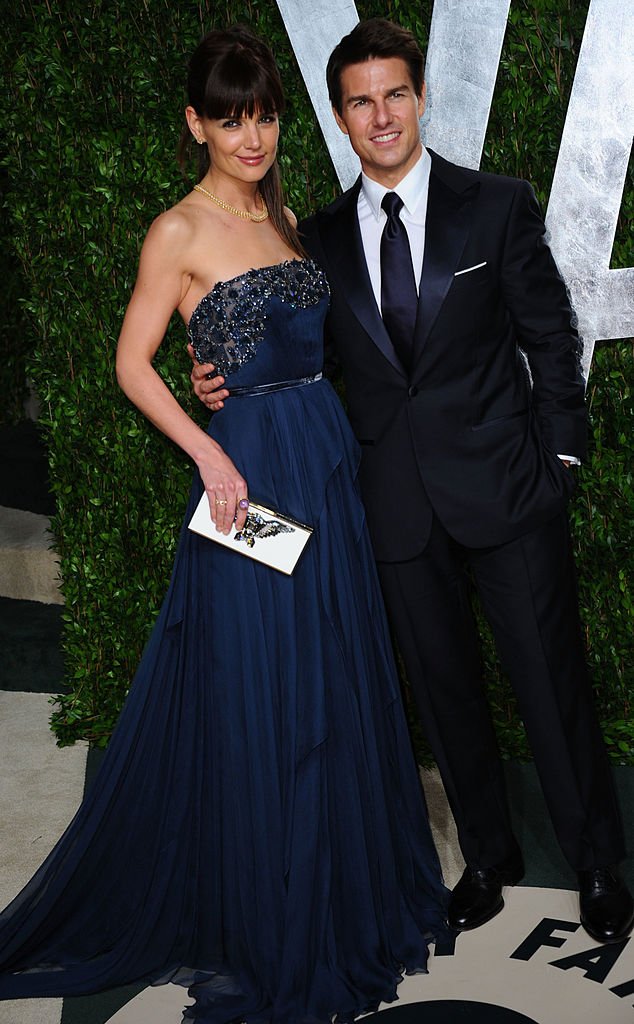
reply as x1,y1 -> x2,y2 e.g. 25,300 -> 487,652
141,194 -> 220,271
145,200 -> 198,249
283,206 -> 298,228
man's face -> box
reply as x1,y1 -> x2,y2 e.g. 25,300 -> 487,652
333,57 -> 425,187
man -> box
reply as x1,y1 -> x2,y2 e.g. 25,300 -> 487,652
192,18 -> 632,943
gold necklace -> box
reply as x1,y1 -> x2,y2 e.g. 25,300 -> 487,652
193,183 -> 269,222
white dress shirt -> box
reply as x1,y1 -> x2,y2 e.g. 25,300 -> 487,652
357,147 -> 431,310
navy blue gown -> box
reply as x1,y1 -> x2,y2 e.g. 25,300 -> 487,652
0,260 -> 449,1023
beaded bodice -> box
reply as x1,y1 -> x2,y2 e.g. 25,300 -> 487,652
187,259 -> 329,387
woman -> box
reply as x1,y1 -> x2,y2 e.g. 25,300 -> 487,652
0,26 -> 449,1023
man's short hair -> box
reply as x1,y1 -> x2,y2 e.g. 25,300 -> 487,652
327,18 -> 425,115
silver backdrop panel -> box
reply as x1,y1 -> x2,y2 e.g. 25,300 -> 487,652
545,0 -> 634,375
422,0 -> 511,169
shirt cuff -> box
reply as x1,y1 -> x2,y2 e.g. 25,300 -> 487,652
557,455 -> 580,466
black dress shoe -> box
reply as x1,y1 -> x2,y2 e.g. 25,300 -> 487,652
448,853 -> 525,931
578,867 -> 634,943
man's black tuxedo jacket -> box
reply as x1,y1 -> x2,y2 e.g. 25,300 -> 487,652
300,149 -> 586,562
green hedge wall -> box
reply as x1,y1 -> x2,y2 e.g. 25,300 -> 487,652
0,170 -> 30,424
1,0 -> 632,760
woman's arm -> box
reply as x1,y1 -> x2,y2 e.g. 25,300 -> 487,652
116,211 -> 248,534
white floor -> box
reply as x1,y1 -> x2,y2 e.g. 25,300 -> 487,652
0,691 -> 88,1024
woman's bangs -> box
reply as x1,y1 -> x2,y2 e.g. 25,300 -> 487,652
203,59 -> 284,120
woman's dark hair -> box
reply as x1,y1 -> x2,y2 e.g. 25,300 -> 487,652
326,18 -> 425,115
178,25 -> 304,256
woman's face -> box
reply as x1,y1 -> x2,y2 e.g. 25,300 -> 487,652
189,108 -> 280,187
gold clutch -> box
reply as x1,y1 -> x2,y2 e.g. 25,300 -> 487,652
188,494 -> 313,575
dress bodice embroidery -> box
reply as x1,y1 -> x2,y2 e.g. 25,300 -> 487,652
187,259 -> 329,377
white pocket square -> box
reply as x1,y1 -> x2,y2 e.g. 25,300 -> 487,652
454,261 -> 487,276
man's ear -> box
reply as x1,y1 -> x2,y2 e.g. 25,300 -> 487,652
417,82 -> 427,119
332,106 -> 349,136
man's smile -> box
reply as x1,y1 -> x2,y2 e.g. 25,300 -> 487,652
371,131 -> 401,144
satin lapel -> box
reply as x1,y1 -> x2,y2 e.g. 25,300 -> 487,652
414,168 -> 479,361
320,185 -> 407,378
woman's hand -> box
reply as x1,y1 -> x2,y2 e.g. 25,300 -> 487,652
188,344 -> 230,412
198,446 -> 249,535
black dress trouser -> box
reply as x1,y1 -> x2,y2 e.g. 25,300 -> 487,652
377,510 -> 625,873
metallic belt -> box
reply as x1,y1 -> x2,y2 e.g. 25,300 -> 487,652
229,372 -> 323,398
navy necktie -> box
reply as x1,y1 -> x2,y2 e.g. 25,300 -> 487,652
380,192 -> 418,372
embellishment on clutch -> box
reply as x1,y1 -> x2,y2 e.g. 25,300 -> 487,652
234,511 -> 295,548
188,259 -> 329,375
188,496 -> 312,574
